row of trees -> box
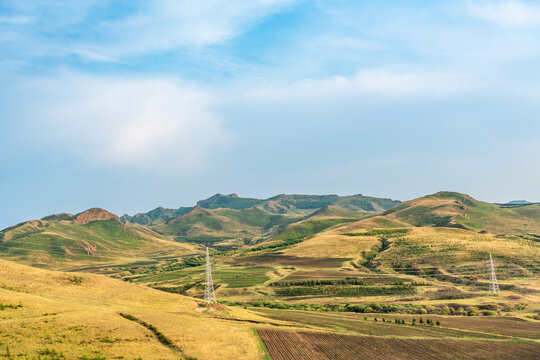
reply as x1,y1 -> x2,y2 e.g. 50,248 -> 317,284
373,317 -> 440,326
274,285 -> 414,297
222,300 -> 504,316
270,279 -> 410,287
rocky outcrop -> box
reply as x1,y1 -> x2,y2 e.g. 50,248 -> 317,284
73,208 -> 119,224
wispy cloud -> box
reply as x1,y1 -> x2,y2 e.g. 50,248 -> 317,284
11,72 -> 230,171
0,16 -> 34,25
247,69 -> 480,102
466,0 -> 540,27
93,0 -> 296,59
0,0 -> 297,62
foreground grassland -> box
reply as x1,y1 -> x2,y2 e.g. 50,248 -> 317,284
0,260 -> 265,360
1,258 -> 538,360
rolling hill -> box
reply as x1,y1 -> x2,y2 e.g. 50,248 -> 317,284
383,191 -> 540,236
121,193 -> 401,223
0,208 -> 196,270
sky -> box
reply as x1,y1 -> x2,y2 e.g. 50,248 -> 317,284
1,0 -> 540,228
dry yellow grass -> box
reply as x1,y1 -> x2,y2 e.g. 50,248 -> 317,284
0,259 -> 264,359
283,233 -> 379,258
381,227 -> 540,262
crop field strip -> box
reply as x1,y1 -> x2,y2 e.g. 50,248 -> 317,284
252,309 -> 510,340
257,329 -> 540,360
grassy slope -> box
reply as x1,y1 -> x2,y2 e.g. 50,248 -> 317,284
0,259 -> 265,360
150,207 -> 269,244
123,193 -> 401,223
0,218 -> 195,269
384,191 -> 540,235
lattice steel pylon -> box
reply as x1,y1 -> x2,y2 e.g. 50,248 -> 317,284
488,253 -> 500,294
204,246 -> 217,304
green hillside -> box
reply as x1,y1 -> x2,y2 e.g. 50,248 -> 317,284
0,209 -> 195,269
149,206 -> 267,245
263,194 -> 400,213
384,191 -> 540,236
121,193 -> 401,224
120,206 -> 192,225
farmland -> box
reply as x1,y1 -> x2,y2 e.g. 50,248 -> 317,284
257,329 -> 540,360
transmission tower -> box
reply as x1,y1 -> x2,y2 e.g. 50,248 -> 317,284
488,253 -> 500,294
204,246 -> 217,304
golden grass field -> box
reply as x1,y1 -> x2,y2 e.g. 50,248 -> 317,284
0,259 -> 266,360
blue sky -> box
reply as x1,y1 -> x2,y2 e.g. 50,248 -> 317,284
1,0 -> 540,228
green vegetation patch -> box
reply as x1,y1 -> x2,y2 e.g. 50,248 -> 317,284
213,267 -> 270,288
119,313 -> 180,351
274,285 -> 415,297
0,301 -> 22,310
216,208 -> 284,228
343,228 -> 410,237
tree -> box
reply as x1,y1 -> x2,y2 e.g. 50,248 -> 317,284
419,317 -> 424,324
436,320 -> 441,325
374,317 -> 378,322
412,318 -> 416,325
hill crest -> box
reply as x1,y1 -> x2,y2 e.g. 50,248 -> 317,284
73,208 -> 119,224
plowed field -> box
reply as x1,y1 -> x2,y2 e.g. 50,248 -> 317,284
257,329 -> 540,360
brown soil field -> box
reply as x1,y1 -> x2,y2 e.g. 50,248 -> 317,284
356,313 -> 540,339
258,329 -> 540,360
254,309 -> 504,339
231,254 -> 350,268
281,269 -> 409,283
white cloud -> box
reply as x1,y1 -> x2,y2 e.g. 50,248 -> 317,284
0,0 -> 297,61
19,72 -> 230,170
0,16 -> 34,25
467,1 -> 540,27
89,0 -> 296,58
247,69 -> 480,101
